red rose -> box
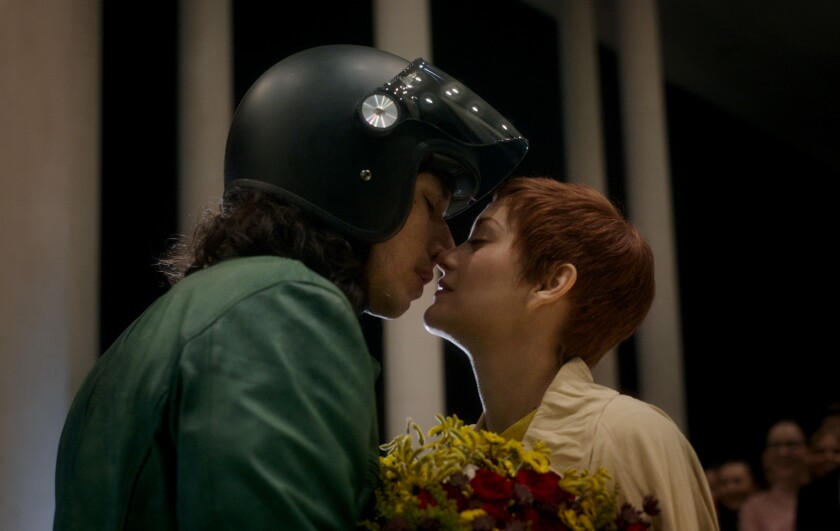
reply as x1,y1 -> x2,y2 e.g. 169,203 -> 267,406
417,488 -> 436,509
515,469 -> 572,505
521,507 -> 540,522
523,504 -> 567,531
442,483 -> 468,512
470,468 -> 514,501
531,514 -> 570,531
481,501 -> 512,522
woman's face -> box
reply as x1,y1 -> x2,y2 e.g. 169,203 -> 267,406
423,199 -> 533,348
365,171 -> 454,319
761,421 -> 809,484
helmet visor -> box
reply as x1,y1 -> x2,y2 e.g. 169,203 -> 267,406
368,58 -> 526,146
359,57 -> 528,220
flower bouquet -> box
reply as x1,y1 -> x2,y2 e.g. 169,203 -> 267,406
359,414 -> 658,531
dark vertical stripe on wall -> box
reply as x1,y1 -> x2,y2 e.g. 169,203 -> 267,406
430,0 -> 563,423
597,45 -> 641,398
100,2 -> 179,352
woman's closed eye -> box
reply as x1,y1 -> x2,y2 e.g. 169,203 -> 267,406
465,237 -> 488,248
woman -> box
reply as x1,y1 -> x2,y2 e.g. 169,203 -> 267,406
738,419 -> 810,531
424,176 -> 718,530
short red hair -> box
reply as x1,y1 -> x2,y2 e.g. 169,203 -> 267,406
493,177 -> 655,366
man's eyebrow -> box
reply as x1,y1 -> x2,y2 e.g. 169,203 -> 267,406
423,175 -> 451,203
435,178 -> 453,201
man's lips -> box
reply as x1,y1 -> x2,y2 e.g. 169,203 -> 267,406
436,279 -> 452,292
418,270 -> 434,285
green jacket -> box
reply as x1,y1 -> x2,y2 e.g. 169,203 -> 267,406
54,256 -> 381,530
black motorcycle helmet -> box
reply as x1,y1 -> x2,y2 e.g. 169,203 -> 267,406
224,44 -> 529,243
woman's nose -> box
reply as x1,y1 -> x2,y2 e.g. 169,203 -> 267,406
434,242 -> 459,272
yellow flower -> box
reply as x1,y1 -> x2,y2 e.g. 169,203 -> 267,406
459,509 -> 487,522
359,415 -> 658,531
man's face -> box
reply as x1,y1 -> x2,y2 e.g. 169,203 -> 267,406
718,462 -> 756,510
365,172 -> 454,319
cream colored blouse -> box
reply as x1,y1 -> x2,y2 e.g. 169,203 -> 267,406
476,357 -> 720,531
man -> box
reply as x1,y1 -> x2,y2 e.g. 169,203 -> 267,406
53,44 -> 527,530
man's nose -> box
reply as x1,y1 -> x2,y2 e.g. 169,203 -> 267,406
430,221 -> 455,263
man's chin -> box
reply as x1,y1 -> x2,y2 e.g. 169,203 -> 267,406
364,299 -> 408,320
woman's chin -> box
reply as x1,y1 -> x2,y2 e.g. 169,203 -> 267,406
422,307 -> 449,337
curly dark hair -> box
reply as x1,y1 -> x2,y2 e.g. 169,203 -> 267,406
156,188 -> 370,312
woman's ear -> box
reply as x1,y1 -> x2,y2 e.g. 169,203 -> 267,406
528,263 -> 577,309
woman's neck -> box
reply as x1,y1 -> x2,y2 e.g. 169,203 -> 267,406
471,336 -> 562,434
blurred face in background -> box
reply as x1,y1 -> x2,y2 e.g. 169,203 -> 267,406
718,460 -> 757,511
761,420 -> 809,485
808,428 -> 840,478
705,467 -> 721,504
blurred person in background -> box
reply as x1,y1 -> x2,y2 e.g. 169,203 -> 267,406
738,418 -> 810,531
805,424 -> 840,479
706,462 -> 723,507
794,421 -> 840,528
816,402 -> 840,432
715,458 -> 757,531
796,463 -> 840,530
